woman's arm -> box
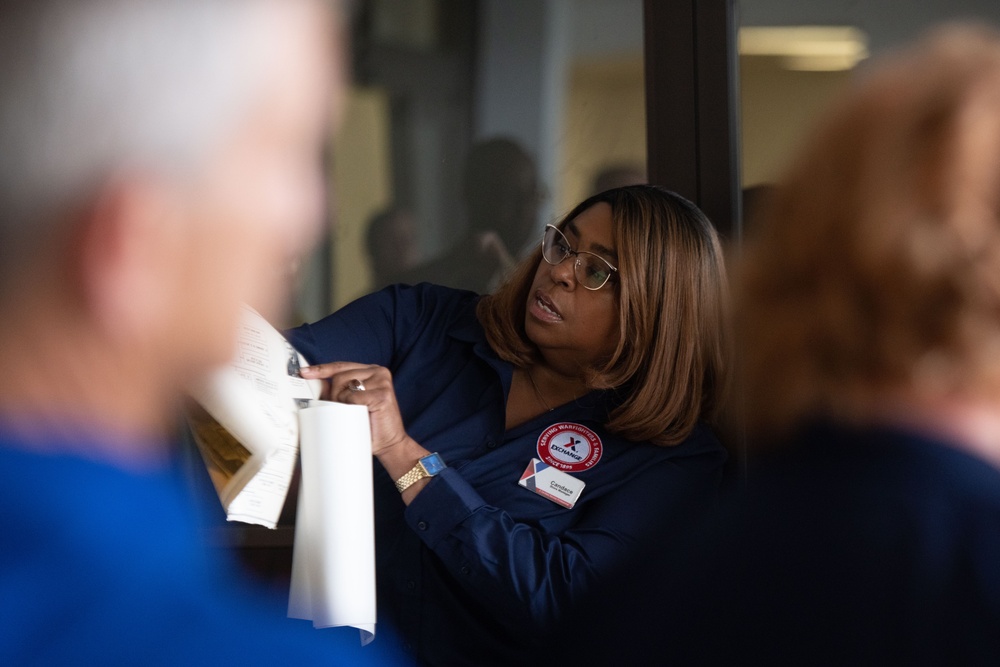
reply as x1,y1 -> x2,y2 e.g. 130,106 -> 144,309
300,358 -> 724,632
285,288 -> 397,367
286,283 -> 464,369
401,450 -> 724,633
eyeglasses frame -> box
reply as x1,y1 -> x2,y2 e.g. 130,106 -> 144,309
540,224 -> 619,291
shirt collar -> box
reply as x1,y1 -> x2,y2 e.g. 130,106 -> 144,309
448,297 -> 617,426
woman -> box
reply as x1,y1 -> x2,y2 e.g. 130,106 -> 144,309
613,26 -> 1000,666
290,184 -> 728,665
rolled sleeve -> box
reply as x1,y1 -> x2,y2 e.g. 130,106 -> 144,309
403,467 -> 487,549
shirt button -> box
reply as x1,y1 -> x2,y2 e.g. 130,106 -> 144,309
486,439 -> 496,449
417,521 -> 428,531
406,580 -> 416,591
460,564 -> 471,575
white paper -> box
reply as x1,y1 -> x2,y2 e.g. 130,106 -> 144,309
189,305 -> 321,528
289,401 -> 377,644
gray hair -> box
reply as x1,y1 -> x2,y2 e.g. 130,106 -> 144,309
0,0 -> 318,267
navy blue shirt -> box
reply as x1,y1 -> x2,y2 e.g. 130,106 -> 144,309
0,430 -> 406,666
587,421 -> 1000,665
286,283 -> 726,665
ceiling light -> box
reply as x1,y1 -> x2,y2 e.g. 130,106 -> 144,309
739,26 -> 869,71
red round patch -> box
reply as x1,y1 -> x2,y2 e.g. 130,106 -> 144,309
536,422 -> 603,472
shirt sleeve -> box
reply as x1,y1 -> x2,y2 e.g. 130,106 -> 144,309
403,443 -> 726,634
284,283 -> 469,367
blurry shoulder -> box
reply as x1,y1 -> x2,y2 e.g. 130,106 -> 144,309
0,440 -> 205,581
762,421 -> 1000,478
750,420 -> 1000,526
389,281 -> 481,315
0,438 -> 184,518
356,282 -> 481,322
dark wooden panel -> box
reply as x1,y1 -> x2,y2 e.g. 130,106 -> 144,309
645,0 -> 745,480
644,0 -> 741,240
643,0 -> 699,200
694,0 -> 742,241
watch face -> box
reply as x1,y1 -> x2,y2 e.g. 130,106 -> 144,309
420,453 -> 447,476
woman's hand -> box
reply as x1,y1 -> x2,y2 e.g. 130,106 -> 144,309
300,361 -> 434,504
299,361 -> 408,456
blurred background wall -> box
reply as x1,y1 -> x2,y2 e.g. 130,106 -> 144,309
294,0 -> 1000,321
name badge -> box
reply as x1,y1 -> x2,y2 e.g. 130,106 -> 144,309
518,458 -> 585,509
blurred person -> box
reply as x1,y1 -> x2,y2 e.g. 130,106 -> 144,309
395,137 -> 542,294
289,184 -> 730,664
590,162 -> 646,195
366,206 -> 419,290
740,183 -> 776,237
594,24 -> 1000,666
0,1 -> 404,664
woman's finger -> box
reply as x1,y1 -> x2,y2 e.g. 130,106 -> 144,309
301,362 -> 383,401
321,365 -> 409,454
300,360 -> 372,380
328,366 -> 392,404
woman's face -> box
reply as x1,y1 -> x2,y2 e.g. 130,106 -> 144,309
525,202 -> 621,371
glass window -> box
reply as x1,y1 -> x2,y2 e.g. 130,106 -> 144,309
294,0 -> 647,323
739,0 -> 1000,207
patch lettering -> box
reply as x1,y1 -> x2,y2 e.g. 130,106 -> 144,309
536,422 -> 603,472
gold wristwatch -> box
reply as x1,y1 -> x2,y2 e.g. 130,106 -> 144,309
395,452 -> 447,493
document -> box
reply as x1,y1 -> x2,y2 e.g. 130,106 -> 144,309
189,306 -> 378,642
288,401 -> 378,644
188,305 -> 321,528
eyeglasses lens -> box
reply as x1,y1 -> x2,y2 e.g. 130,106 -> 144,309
541,226 -> 567,265
579,258 -> 611,289
540,225 -> 613,290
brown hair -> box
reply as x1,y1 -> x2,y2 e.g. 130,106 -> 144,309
740,25 -> 1000,438
477,184 -> 729,446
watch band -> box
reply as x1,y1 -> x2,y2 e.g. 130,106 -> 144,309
394,463 -> 429,493
394,452 -> 446,493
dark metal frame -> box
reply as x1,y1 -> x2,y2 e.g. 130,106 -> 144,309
644,0 -> 741,241
645,0 -> 745,479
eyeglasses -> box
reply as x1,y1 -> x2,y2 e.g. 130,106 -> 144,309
541,224 -> 618,291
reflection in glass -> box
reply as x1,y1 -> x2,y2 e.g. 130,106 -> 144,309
739,1 -> 1000,198
293,0 -> 646,319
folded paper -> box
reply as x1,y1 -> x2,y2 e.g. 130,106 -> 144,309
289,401 -> 377,644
